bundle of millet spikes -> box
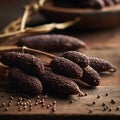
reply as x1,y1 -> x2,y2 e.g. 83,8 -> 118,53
0,49 -> 116,96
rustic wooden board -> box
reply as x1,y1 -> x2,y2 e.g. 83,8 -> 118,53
0,85 -> 120,120
0,47 -> 120,120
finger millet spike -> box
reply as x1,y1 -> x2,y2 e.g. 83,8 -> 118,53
8,67 -> 43,95
89,57 -> 116,73
61,51 -> 90,68
1,52 -> 45,78
81,66 -> 101,86
41,70 -> 83,95
16,34 -> 86,51
50,57 -> 83,79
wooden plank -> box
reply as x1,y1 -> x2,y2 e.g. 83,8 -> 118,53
0,84 -> 120,119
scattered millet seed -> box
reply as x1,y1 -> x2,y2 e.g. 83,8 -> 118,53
92,101 -> 96,105
29,106 -> 32,111
111,99 -> 115,104
29,104 -> 32,107
39,100 -> 42,104
19,107 -> 22,111
9,100 -> 13,103
20,102 -> 24,106
26,102 -> 29,105
53,101 -> 56,105
108,108 -> 112,112
17,102 -> 20,105
69,100 -> 73,104
116,106 -> 120,111
35,102 -> 38,106
19,106 -> 22,108
37,95 -> 40,99
46,104 -> 50,109
89,110 -> 92,113
23,98 -> 26,101
28,100 -> 31,103
105,93 -> 109,96
42,103 -> 45,107
103,107 -> 107,111
42,97 -> 45,101
42,98 -> 45,102
44,95 -> 48,99
97,95 -> 100,99
35,99 -> 39,102
5,107 -> 9,111
102,103 -> 106,107
52,107 -> 56,112
105,105 -> 109,109
49,103 -> 52,107
24,103 -> 27,106
84,92 -> 88,96
2,102 -> 6,107
78,93 -> 84,97
24,106 -> 27,109
10,96 -> 14,100
8,103 -> 12,107
18,97 -> 23,101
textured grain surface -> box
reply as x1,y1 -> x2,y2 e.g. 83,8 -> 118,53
8,68 -> 43,95
50,57 -> 83,79
61,51 -> 89,68
89,57 -> 116,73
0,52 -> 45,78
81,66 -> 101,86
16,34 -> 86,51
41,70 -> 80,95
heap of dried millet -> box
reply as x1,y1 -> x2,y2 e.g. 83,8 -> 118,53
0,50 -> 117,96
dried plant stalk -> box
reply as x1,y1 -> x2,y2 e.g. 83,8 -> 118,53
0,46 -> 56,59
0,18 -> 80,39
0,0 -> 80,44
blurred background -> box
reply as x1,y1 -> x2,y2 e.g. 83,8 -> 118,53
0,0 -> 30,30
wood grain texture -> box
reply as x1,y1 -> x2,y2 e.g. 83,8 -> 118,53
0,84 -> 119,120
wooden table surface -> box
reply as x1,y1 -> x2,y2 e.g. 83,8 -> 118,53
0,0 -> 120,120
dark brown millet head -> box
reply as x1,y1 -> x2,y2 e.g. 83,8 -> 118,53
8,67 -> 43,95
16,34 -> 86,51
50,57 -> 83,79
1,52 -> 45,78
89,57 -> 116,73
42,70 -> 81,95
61,51 -> 90,68
81,66 -> 101,86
